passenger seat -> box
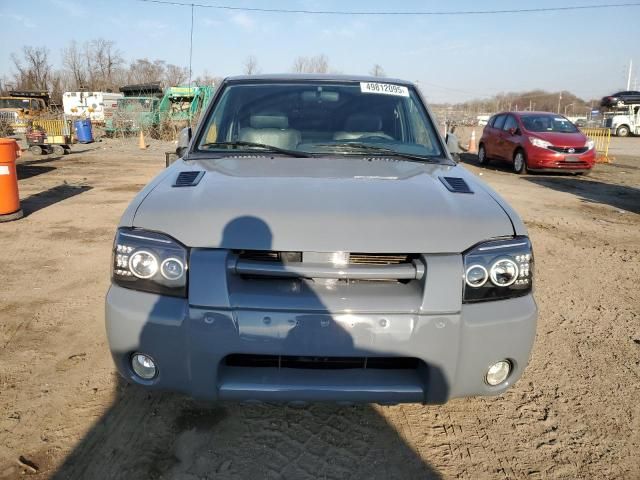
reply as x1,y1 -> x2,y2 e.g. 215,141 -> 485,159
239,112 -> 301,150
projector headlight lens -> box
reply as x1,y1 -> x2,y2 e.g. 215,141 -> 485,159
465,264 -> 488,288
129,250 -> 159,279
161,258 -> 185,280
489,258 -> 519,287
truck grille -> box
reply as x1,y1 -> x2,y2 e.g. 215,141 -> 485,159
224,354 -> 420,370
0,111 -> 18,123
237,251 -> 412,266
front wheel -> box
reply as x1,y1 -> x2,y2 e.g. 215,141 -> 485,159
616,125 -> 630,137
513,150 -> 527,175
478,144 -> 489,165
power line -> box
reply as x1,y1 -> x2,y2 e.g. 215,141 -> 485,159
135,0 -> 640,16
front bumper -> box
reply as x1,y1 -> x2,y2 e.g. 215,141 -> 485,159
526,147 -> 595,171
105,285 -> 537,404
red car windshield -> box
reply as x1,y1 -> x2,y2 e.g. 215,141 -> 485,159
521,115 -> 578,133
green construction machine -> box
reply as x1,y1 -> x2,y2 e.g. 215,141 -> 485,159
159,85 -> 214,131
105,83 -> 163,137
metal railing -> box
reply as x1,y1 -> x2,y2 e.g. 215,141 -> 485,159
581,127 -> 612,163
32,119 -> 72,137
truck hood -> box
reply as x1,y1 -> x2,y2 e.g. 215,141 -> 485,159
128,156 -> 516,253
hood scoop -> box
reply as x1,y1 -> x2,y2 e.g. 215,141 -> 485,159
439,176 -> 473,194
174,171 -> 205,187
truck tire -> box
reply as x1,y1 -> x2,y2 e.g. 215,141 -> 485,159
616,125 -> 630,137
29,145 -> 43,155
52,145 -> 65,155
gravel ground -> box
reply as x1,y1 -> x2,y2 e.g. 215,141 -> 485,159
0,138 -> 638,480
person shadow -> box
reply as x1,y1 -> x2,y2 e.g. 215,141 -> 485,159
52,216 -> 444,479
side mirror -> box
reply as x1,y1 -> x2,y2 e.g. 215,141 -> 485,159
176,127 -> 192,158
509,127 -> 521,136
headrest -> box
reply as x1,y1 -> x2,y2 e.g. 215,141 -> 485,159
250,112 -> 288,129
344,113 -> 382,132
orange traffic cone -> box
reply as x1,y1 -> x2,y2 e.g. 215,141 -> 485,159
467,129 -> 477,154
138,130 -> 147,150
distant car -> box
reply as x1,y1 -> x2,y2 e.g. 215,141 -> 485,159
574,118 -> 586,128
601,91 -> 640,108
105,74 -> 537,404
478,112 -> 596,174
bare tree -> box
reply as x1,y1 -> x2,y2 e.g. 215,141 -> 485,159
62,39 -> 125,91
92,39 -> 124,90
291,54 -> 329,73
127,58 -> 166,85
243,55 -> 260,75
292,57 -> 306,74
194,71 -> 223,87
62,41 -> 87,89
49,71 -> 66,105
11,46 -> 52,90
164,64 -> 189,86
370,64 -> 386,77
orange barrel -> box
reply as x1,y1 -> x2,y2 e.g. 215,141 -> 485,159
0,138 -> 23,222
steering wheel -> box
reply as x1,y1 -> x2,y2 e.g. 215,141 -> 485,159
357,133 -> 394,141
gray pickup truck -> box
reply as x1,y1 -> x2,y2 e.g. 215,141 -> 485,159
106,74 -> 537,404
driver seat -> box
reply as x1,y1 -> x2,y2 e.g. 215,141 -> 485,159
333,113 -> 389,141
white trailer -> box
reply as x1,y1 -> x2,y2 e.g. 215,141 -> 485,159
62,91 -> 123,124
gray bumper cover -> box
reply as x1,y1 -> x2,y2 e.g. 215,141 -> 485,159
105,285 -> 537,404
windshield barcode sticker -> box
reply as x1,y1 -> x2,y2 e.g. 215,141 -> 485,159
360,82 -> 409,97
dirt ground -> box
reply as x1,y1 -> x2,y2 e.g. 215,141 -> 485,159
0,136 -> 638,480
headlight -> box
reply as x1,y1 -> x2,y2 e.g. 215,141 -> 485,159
529,136 -> 552,149
463,237 -> 533,303
129,250 -> 159,279
585,139 -> 595,150
112,228 -> 188,297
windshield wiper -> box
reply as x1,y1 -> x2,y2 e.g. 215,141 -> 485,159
314,142 -> 444,163
200,141 -> 311,158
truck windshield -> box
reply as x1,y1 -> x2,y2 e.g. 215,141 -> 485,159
197,81 -> 445,161
0,99 -> 31,109
521,114 -> 579,133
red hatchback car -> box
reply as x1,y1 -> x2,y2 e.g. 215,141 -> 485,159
478,112 -> 596,174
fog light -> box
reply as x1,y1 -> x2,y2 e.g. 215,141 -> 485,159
485,360 -> 511,386
131,353 -> 157,380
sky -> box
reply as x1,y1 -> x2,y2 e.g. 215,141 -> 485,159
1,0 -> 639,103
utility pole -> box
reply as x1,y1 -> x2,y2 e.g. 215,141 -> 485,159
557,91 -> 562,114
627,59 -> 633,90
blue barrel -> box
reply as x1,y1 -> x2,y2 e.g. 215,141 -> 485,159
74,119 -> 94,143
